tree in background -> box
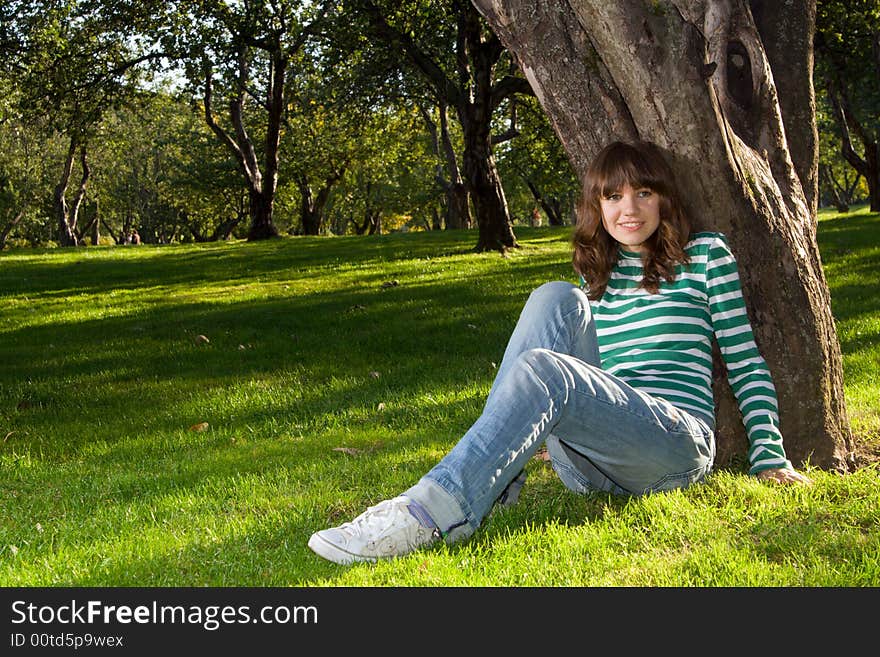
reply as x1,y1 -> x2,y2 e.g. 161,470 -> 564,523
2,1 -> 159,246
815,0 -> 880,212
351,0 -> 534,252
98,93 -> 246,244
816,95 -> 866,213
473,0 -> 853,472
0,80 -> 62,248
494,95 -> 579,226
167,0 -> 333,240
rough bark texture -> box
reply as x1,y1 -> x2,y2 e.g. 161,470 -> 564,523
750,0 -> 819,217
472,0 -> 853,471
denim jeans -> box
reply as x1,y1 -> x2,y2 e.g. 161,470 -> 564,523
405,281 -> 716,542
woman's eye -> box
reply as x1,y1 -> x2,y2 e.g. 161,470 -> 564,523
605,193 -> 622,201
637,190 -> 653,198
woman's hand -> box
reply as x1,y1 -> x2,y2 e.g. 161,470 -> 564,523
755,467 -> 813,485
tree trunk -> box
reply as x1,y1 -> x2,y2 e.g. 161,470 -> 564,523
357,0 -> 517,248
247,189 -> 278,240
438,101 -> 473,230
472,0 -> 853,472
299,181 -> 321,236
54,140 -> 90,247
297,169 -> 345,236
819,165 -> 848,213
203,56 -> 281,242
525,179 -> 565,226
0,210 -> 25,249
458,3 -> 518,251
749,0 -> 819,217
825,68 -> 880,213
54,137 -> 79,247
90,198 -> 100,246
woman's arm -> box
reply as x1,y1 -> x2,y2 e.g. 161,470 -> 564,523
705,235 -> 809,482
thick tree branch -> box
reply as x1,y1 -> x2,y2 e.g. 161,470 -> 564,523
357,0 -> 461,105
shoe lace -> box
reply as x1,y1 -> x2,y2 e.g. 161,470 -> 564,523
340,498 -> 405,539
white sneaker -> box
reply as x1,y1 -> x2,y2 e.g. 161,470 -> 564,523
308,496 -> 440,565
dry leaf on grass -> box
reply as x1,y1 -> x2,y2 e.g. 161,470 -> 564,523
189,422 -> 210,432
533,447 -> 550,462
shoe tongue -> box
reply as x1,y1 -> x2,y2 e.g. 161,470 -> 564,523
404,499 -> 437,529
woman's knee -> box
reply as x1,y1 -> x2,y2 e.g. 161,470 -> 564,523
515,347 -> 565,384
527,280 -> 576,306
526,281 -> 588,315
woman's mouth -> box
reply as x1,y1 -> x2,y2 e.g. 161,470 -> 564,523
618,221 -> 644,231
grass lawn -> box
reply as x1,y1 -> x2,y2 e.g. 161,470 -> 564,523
1,206 -> 878,586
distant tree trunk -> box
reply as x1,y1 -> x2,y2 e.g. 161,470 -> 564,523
357,0 -> 524,251
296,168 -> 345,236
459,92 -> 517,251
0,210 -> 25,249
819,165 -> 849,213
431,205 -> 442,230
210,213 -> 243,241
457,2 -> 518,251
824,69 -> 880,212
525,178 -> 565,225
203,55 -> 281,242
100,216 -> 121,244
90,198 -> 100,246
418,100 -> 473,231
473,0 -> 853,471
54,138 -> 90,247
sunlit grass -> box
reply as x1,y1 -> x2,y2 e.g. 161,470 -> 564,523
1,213 -> 878,586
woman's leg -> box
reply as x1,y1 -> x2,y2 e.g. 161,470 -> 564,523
404,282 -> 714,541
406,348 -> 715,542
485,281 -> 602,402
308,282 -> 714,562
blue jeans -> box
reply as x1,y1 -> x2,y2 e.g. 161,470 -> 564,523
405,281 -> 716,542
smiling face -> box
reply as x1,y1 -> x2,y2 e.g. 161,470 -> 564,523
599,184 -> 662,254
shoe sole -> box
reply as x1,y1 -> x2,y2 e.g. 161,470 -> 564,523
307,532 -> 378,565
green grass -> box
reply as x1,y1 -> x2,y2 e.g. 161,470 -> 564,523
1,208 -> 878,587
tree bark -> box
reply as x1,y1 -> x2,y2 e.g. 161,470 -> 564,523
825,69 -> 880,212
297,168 -> 345,236
525,178 -> 565,225
438,100 -> 473,230
472,0 -> 853,471
749,0 -> 819,217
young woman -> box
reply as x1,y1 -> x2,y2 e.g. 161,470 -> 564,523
308,140 -> 812,565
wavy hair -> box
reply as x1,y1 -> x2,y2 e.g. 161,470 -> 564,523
572,140 -> 691,300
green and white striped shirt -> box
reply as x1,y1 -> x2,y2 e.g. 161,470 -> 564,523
589,232 -> 791,474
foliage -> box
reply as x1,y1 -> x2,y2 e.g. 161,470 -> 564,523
0,1 -> 871,244
494,95 -> 579,225
815,0 -> 880,207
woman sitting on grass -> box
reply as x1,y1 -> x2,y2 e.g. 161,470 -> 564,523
308,139 -> 812,565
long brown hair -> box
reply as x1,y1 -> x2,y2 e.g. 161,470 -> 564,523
573,140 -> 691,300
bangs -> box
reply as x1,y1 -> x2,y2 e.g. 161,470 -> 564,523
590,142 -> 672,198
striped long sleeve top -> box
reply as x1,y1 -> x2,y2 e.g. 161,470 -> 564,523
588,232 -> 792,474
